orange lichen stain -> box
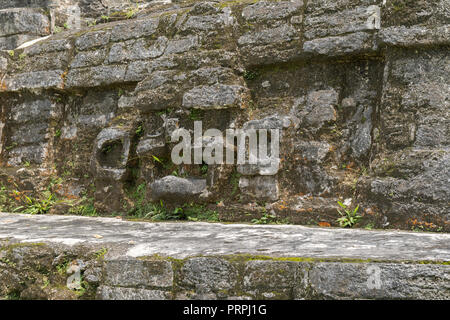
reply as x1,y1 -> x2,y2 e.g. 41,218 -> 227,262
318,222 -> 331,227
346,162 -> 355,169
410,219 -> 438,230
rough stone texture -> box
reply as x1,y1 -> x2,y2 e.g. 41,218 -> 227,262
1,213 -> 448,262
150,176 -> 207,202
0,213 -> 449,300
0,0 -> 448,233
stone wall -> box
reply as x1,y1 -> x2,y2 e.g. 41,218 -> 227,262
0,0 -> 449,231
0,213 -> 449,300
3,240 -> 448,300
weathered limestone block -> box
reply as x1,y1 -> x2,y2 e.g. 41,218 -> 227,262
0,8 -> 49,37
188,66 -> 237,86
136,135 -> 166,158
23,38 -> 72,56
237,115 -> 290,176
107,36 -> 168,63
243,260 -> 299,293
72,90 -> 118,129
75,30 -> 110,51
97,286 -> 170,300
181,257 -> 238,291
238,24 -> 298,47
110,17 -> 159,42
70,48 -> 107,69
349,106 -> 373,159
296,89 -> 338,132
380,25 -> 450,48
241,0 -> 303,22
304,5 -> 380,40
0,0 -> 48,9
382,0 -> 449,28
65,65 -> 127,88
303,31 -> 377,56
294,164 -> 336,195
104,259 -> 173,288
9,98 -> 53,124
4,97 -> 54,166
150,176 -> 206,202
2,70 -> 64,91
124,56 -> 177,82
380,48 -> 448,150
295,141 -> 331,164
0,34 -> 37,50
165,35 -> 200,55
302,262 -> 450,300
239,176 -> 279,201
7,145 -> 48,166
182,84 -> 246,109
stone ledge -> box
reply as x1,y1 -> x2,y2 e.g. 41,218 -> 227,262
0,213 -> 448,300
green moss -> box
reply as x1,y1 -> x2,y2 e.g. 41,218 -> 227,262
0,242 -> 45,252
155,253 -> 450,266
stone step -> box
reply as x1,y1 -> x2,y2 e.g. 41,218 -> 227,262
0,212 -> 448,300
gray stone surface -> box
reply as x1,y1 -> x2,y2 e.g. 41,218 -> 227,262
182,84 -> 245,109
0,213 -> 449,300
299,262 -> 450,300
150,176 -> 207,202
104,259 -> 173,288
97,286 -> 170,300
0,213 -> 448,262
0,0 -> 448,278
181,257 -> 238,291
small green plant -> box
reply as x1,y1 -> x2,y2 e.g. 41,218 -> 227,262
135,125 -> 144,137
336,201 -> 361,228
364,223 -> 375,230
56,260 -> 69,275
23,161 -> 31,167
18,53 -> 26,60
230,171 -> 241,196
54,129 -> 61,138
125,5 -> 139,19
41,277 -> 50,289
252,211 -> 277,224
101,144 -> 113,154
200,164 -> 208,176
127,184 -> 218,222
182,203 -> 218,222
13,192 -> 55,215
189,109 -> 204,121
7,50 -> 14,57
63,22 -> 70,29
67,195 -> 98,217
243,70 -> 258,81
100,15 -> 110,22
